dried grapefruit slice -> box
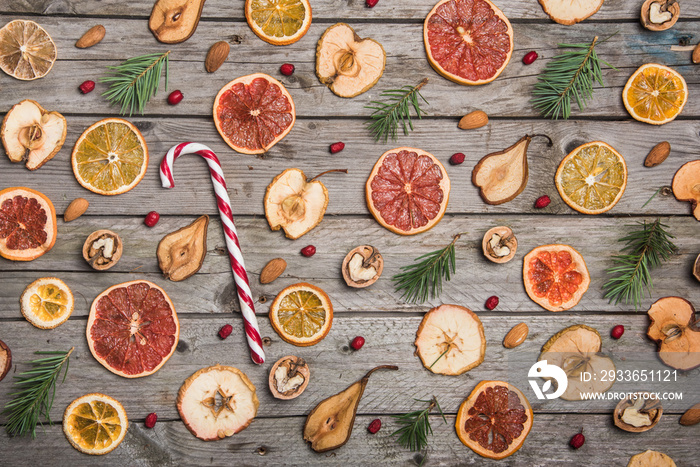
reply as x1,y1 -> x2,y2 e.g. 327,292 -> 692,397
366,147 -> 450,235
523,244 -> 590,312
20,277 -> 74,329
245,0 -> 311,46
86,280 -> 180,378
538,0 -> 604,25
269,283 -> 333,346
456,381 -> 533,460
0,186 -> 56,261
63,393 -> 128,455
623,64 -> 688,125
0,20 -> 57,80
213,73 -> 296,154
424,0 -> 513,85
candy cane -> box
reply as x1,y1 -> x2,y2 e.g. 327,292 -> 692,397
160,142 -> 265,365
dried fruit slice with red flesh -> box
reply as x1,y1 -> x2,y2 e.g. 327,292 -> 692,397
523,244 -> 590,311
647,297 -> 700,371
87,281 -> 180,378
366,147 -> 450,235
0,186 -> 56,261
456,381 -> 533,460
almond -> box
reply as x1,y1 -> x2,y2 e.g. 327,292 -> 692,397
64,198 -> 89,223
693,43 -> 700,64
680,402 -> 700,426
205,41 -> 230,73
260,258 -> 287,284
458,110 -> 488,130
644,141 -> 670,167
503,322 -> 529,349
76,25 -> 106,49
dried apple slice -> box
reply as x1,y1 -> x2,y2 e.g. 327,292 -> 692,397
538,324 -> 615,401
0,339 -> 11,382
149,0 -> 206,44
672,160 -> 700,221
628,450 -> 676,467
316,23 -> 385,98
647,296 -> 700,371
538,0 -> 604,25
157,215 -> 209,281
1,100 -> 66,170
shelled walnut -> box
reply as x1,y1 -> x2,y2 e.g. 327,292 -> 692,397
82,230 -> 122,270
482,226 -> 517,263
641,0 -> 680,31
614,393 -> 663,432
268,356 -> 310,400
341,245 -> 383,288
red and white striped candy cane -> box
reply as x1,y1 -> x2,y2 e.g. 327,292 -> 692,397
160,142 -> 265,365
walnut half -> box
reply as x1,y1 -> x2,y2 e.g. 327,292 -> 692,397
341,245 -> 383,288
268,356 -> 310,400
82,229 -> 122,270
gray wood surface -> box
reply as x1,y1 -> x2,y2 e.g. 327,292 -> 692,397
1,1 -> 699,465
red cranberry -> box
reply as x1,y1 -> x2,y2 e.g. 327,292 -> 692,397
301,245 -> 316,257
350,336 -> 365,350
330,142 -> 345,154
79,80 -> 95,94
218,324 -> 233,339
367,418 -> 381,433
145,412 -> 157,428
280,63 -> 295,76
485,296 -> 499,310
449,153 -> 465,165
366,0 -> 379,7
535,195 -> 551,209
523,51 -> 538,65
144,211 -> 160,227
569,431 -> 585,449
167,90 -> 183,105
611,325 -> 625,339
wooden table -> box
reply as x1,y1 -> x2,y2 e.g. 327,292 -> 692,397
1,0 -> 699,465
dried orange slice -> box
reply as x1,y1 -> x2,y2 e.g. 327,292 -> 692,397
20,277 -> 74,329
424,0 -> 513,85
213,73 -> 296,154
71,118 -> 149,196
366,147 -> 450,235
555,141 -> 627,215
623,63 -> 688,125
0,187 -> 57,261
523,244 -> 590,312
269,283 -> 333,346
456,381 -> 533,459
63,393 -> 128,455
245,0 -> 311,46
0,20 -> 57,80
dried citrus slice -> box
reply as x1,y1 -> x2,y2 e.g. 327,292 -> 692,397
456,381 -> 533,459
20,277 -> 74,329
71,118 -> 149,196
623,63 -> 688,125
555,141 -> 627,215
424,0 -> 513,85
366,147 -> 450,235
0,186 -> 57,261
538,0 -> 604,25
0,20 -> 57,80
213,73 -> 296,155
245,0 -> 311,46
87,281 -> 180,378
269,283 -> 333,346
63,393 -> 128,455
523,244 -> 590,312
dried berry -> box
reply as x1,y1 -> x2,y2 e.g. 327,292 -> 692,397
219,324 -> 233,339
167,90 -> 183,105
366,0 -> 379,7
611,325 -> 624,339
280,63 -> 295,76
301,245 -> 316,257
569,431 -> 585,449
79,80 -> 96,94
144,211 -> 160,227
449,153 -> 465,165
522,51 -> 538,65
485,296 -> 499,310
145,412 -> 157,428
367,418 -> 381,433
330,142 -> 345,154
534,195 -> 551,209
350,336 -> 365,350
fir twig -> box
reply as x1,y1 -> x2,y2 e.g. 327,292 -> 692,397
532,35 -> 616,119
101,51 -> 170,116
3,347 -> 74,438
392,232 -> 465,304
603,220 -> 676,309
366,78 -> 429,142
392,397 -> 446,457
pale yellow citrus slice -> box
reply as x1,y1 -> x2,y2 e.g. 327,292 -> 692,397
622,63 -> 688,125
20,277 -> 74,329
0,20 -> 57,80
245,0 -> 311,46
269,283 -> 332,346
555,141 -> 627,215
63,393 -> 128,456
71,118 -> 148,196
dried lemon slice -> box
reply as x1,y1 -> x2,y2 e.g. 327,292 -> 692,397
269,283 -> 333,346
0,20 -> 57,80
245,0 -> 311,46
63,393 -> 128,455
623,63 -> 688,125
20,277 -> 74,329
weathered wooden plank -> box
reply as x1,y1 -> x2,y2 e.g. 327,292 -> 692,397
1,118 -> 698,217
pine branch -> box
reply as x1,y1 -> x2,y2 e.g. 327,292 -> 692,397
392,233 -> 464,304
101,51 -> 170,116
603,220 -> 676,310
532,36 -> 616,120
392,397 -> 446,456
3,347 -> 73,438
365,78 -> 429,142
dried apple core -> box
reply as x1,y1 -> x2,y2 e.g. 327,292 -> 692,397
277,290 -> 326,338
464,385 -> 527,454
527,250 -> 583,307
66,401 -> 123,449
0,195 -> 48,250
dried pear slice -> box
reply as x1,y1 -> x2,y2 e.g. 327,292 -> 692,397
149,0 -> 206,44
157,215 -> 208,281
672,160 -> 700,221
304,365 -> 397,452
647,296 -> 700,371
316,23 -> 386,98
538,324 -> 615,401
472,135 -> 533,205
415,304 -> 486,376
1,100 -> 66,170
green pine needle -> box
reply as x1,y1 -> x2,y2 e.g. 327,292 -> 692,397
101,51 -> 170,116
392,397 -> 446,455
3,347 -> 73,438
532,36 -> 616,120
603,220 -> 676,310
392,233 -> 463,304
366,78 -> 429,142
